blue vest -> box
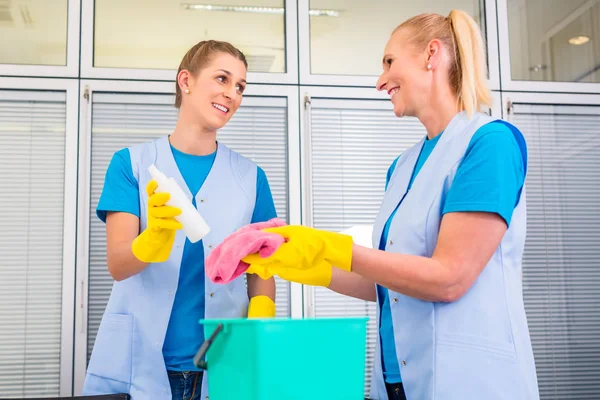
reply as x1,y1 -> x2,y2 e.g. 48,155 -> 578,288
369,112 -> 540,400
83,136 -> 257,399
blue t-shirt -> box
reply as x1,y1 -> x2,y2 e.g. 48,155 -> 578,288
377,121 -> 526,383
96,142 -> 277,371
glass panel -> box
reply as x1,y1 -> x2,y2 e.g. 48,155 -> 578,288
309,0 -> 484,76
0,0 -> 68,66
508,0 -> 600,82
94,0 -> 286,73
513,103 -> 600,399
0,92 -> 66,397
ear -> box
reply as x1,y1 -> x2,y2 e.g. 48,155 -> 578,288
425,39 -> 443,70
177,69 -> 191,92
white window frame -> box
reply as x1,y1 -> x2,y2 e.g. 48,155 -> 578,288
501,91 -> 600,111
0,0 -> 80,78
0,77 -> 79,396
297,0 -> 500,91
497,0 -> 600,93
79,0 -> 299,84
491,90 -> 502,118
73,79 -> 303,394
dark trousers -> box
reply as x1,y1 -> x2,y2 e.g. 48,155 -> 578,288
167,370 -> 203,400
385,381 -> 407,400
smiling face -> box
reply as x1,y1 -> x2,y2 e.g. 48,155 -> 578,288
376,29 -> 434,118
179,52 -> 247,131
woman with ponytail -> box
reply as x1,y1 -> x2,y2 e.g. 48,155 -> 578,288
240,9 -> 539,400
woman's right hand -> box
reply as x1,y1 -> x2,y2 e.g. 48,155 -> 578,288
131,180 -> 183,263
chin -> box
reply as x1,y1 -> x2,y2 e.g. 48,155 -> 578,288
393,107 -> 406,118
209,116 -> 230,130
391,100 -> 407,118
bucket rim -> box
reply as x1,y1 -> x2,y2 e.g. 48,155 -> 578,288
198,316 -> 369,325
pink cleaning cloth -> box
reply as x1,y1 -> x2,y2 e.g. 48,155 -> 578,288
205,218 -> 287,284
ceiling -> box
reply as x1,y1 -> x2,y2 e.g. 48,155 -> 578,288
0,0 -> 598,82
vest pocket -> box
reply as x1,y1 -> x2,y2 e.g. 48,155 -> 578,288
435,335 -> 520,399
437,334 -> 516,359
87,313 -> 134,387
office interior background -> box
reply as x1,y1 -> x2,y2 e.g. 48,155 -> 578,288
1,0 -> 599,398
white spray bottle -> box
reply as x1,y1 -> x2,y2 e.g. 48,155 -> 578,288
148,164 -> 211,243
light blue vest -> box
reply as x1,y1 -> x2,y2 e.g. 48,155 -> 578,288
83,136 -> 257,399
369,112 -> 540,400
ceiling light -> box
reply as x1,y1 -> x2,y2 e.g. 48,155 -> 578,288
309,9 -> 339,17
181,3 -> 339,17
569,35 -> 590,45
529,64 -> 547,72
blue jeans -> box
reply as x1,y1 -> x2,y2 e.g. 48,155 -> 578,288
167,370 -> 203,400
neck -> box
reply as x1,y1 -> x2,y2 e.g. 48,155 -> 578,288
417,86 -> 462,140
169,109 -> 217,155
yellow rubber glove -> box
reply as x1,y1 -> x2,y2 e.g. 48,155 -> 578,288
247,260 -> 333,287
247,295 -> 276,318
131,180 -> 183,263
242,225 -> 354,272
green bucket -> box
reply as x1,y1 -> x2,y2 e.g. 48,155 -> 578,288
194,317 -> 368,400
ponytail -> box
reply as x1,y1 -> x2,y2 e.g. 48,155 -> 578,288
448,10 -> 492,116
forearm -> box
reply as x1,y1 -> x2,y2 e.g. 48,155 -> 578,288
247,274 -> 276,301
350,244 -> 462,302
327,268 -> 377,302
107,239 -> 149,282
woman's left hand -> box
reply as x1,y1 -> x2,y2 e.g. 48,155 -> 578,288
242,225 -> 354,272
247,260 -> 334,287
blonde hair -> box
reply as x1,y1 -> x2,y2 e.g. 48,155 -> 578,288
175,40 -> 248,108
394,10 -> 492,116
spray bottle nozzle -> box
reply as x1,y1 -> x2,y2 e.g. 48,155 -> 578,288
148,164 -> 166,183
